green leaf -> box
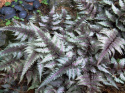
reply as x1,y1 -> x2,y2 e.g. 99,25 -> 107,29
19,1 -> 23,4
15,0 -> 18,2
11,5 -> 15,7
20,18 -> 24,21
116,59 -> 120,63
14,16 -> 20,20
5,2 -> 11,6
36,10 -> 42,15
37,10 -> 41,13
41,0 -> 48,5
5,20 -> 11,26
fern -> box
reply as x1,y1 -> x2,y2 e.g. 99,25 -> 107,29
97,28 -> 125,65
96,0 -> 125,34
0,24 -> 36,41
75,0 -> 98,19
0,0 -> 125,93
38,55 -> 76,90
0,42 -> 26,58
20,52 -> 40,82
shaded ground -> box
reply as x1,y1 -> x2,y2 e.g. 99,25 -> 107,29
0,0 -> 43,7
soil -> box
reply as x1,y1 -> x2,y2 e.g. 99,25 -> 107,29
0,0 -> 43,7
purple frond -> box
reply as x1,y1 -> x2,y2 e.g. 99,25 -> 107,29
0,26 -> 36,38
38,55 -> 77,91
0,58 -> 19,69
31,23 -> 65,57
98,30 -> 125,65
1,45 -> 26,55
20,52 -> 39,82
67,17 -> 86,32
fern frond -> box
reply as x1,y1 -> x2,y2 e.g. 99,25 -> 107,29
37,60 -> 44,82
0,42 -> 26,58
105,10 -> 116,22
0,56 -> 18,70
97,21 -> 113,27
0,24 -> 36,41
97,28 -> 125,65
110,57 -> 125,84
76,72 -> 102,93
37,55 -> 77,91
116,20 -> 125,32
1,1 -> 125,92
111,3 -> 122,16
20,52 -> 40,82
38,6 -> 62,33
30,22 -> 65,57
119,0 -> 125,10
67,17 -> 86,32
97,0 -> 125,32
26,70 -> 33,85
100,0 -> 113,5
76,0 -> 97,19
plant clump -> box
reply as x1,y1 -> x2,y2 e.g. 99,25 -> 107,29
0,0 -> 125,93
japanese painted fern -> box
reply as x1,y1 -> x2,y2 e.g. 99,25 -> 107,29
0,0 -> 125,93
